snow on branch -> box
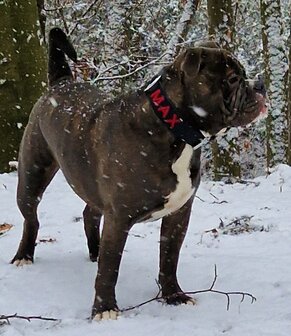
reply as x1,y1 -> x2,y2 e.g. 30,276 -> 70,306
93,51 -> 170,82
163,0 -> 200,63
69,0 -> 102,36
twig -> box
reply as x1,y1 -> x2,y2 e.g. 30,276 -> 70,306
182,266 -> 256,310
121,281 -> 163,312
195,195 -> 205,202
0,313 -> 59,325
224,215 -> 254,228
93,52 -> 170,82
210,192 -> 219,200
69,0 -> 102,36
56,0 -> 69,34
209,193 -> 228,204
213,200 -> 228,204
43,5 -> 66,12
121,265 -> 256,312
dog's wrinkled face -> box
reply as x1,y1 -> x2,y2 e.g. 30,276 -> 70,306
172,46 -> 267,134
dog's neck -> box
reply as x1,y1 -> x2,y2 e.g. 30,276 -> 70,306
144,74 -> 205,149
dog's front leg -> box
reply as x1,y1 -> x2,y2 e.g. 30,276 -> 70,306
92,212 -> 130,321
159,196 -> 196,305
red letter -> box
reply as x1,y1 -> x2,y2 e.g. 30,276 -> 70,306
158,105 -> 170,118
165,114 -> 181,129
150,89 -> 165,106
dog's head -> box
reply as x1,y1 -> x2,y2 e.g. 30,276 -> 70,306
170,44 -> 267,135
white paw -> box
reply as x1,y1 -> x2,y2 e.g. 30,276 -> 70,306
186,298 -> 197,305
13,259 -> 33,267
93,310 -> 120,321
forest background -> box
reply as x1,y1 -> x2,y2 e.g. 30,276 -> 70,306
0,0 -> 290,180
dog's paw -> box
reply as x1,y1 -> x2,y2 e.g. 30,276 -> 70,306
185,297 -> 197,305
89,253 -> 98,262
164,292 -> 196,306
11,254 -> 33,267
12,258 -> 33,267
93,309 -> 120,321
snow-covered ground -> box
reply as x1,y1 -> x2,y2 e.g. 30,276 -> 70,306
1,165 -> 291,335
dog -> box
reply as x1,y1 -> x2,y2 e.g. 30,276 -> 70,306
12,28 -> 267,320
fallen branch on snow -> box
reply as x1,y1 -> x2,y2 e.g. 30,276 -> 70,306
121,265 -> 256,312
0,267 -> 256,323
199,216 -> 271,242
0,313 -> 59,325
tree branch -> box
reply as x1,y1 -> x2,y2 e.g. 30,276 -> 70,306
1,267 -> 256,321
163,0 -> 200,63
56,0 -> 69,34
93,51 -> 170,82
69,0 -> 103,36
121,265 -> 256,312
0,313 -> 59,325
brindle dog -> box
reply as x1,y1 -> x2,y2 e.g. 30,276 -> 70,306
12,28 -> 266,320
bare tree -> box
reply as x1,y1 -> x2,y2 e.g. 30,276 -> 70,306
163,0 -> 200,62
260,0 -> 288,168
96,1 -> 133,95
207,0 -> 241,180
287,13 -> 291,165
207,0 -> 234,51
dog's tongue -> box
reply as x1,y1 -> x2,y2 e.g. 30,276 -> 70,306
256,93 -> 268,115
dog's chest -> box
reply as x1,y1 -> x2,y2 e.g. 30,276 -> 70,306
150,144 -> 195,220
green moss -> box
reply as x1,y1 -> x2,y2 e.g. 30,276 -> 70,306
0,0 -> 47,172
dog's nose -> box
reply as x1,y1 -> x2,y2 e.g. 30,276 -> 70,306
253,74 -> 267,97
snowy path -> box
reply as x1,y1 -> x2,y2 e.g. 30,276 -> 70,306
1,165 -> 291,335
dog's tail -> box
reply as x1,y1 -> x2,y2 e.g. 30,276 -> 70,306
48,28 -> 77,86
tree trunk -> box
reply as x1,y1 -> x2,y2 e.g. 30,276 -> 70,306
207,0 -> 234,51
98,1 -> 132,95
207,0 -> 240,180
36,0 -> 47,44
164,0 -> 200,62
0,0 -> 47,172
260,0 -> 288,169
288,23 -> 291,165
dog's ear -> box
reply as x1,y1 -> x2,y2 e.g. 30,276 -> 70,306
172,48 -> 202,80
175,47 -> 227,83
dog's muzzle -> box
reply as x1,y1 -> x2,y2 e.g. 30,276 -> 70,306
222,73 -> 268,126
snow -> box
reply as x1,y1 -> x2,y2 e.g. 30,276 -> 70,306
1,164 -> 291,335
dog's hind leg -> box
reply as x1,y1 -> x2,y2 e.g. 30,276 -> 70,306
11,133 -> 58,265
159,196 -> 196,305
83,205 -> 101,262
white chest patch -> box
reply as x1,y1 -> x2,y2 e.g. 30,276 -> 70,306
150,144 -> 195,221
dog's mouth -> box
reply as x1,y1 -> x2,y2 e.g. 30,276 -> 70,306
255,92 -> 268,116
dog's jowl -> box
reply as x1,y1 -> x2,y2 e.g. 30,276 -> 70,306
12,28 -> 267,320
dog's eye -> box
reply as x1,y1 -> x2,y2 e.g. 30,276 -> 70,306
228,75 -> 239,84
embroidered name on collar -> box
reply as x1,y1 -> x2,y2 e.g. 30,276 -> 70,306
144,75 -> 205,149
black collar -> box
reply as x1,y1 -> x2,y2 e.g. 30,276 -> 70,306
144,75 -> 205,149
